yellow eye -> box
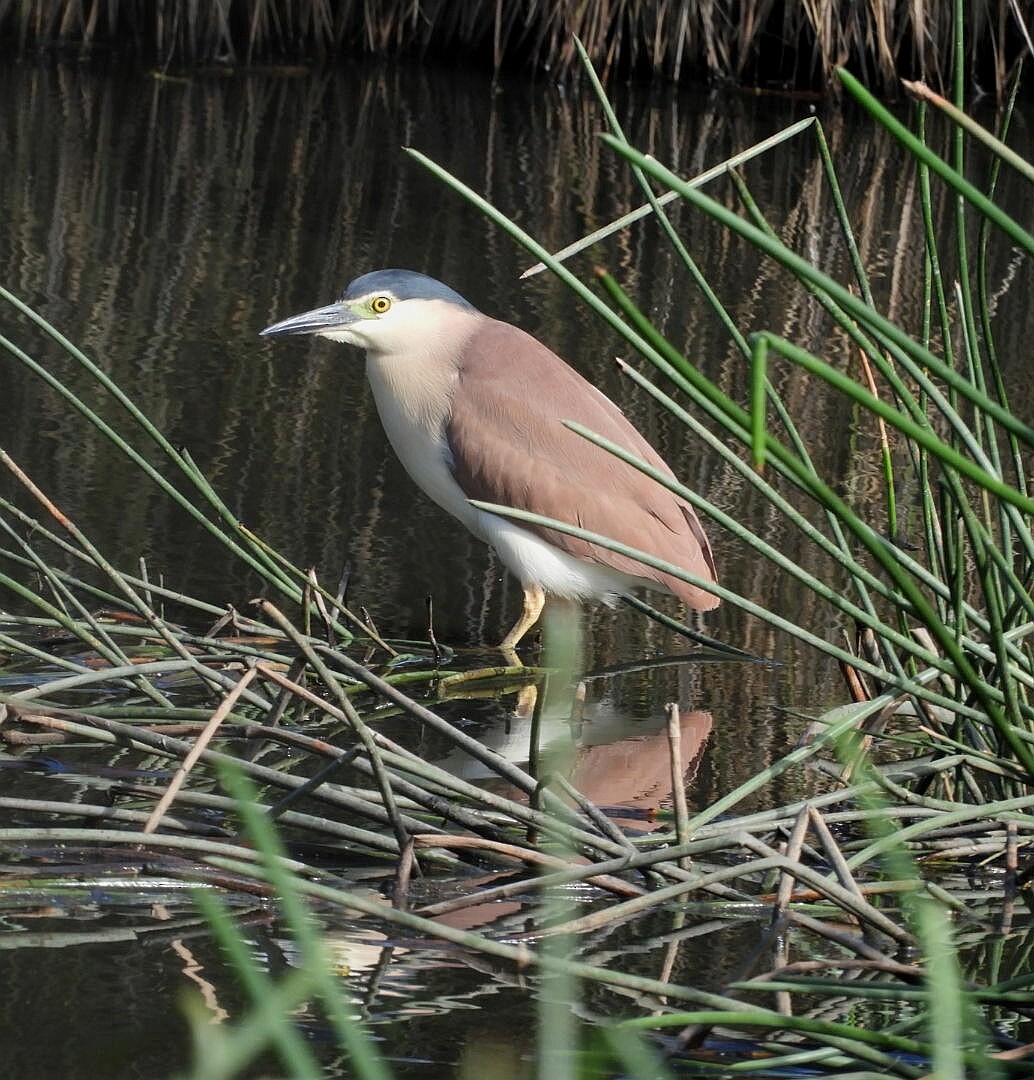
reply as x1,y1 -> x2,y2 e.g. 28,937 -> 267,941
370,295 -> 392,314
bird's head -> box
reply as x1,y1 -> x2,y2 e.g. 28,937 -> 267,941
260,269 -> 479,355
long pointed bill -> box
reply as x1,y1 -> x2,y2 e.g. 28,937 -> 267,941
260,301 -> 359,337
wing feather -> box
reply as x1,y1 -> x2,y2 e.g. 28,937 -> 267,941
446,319 -> 718,609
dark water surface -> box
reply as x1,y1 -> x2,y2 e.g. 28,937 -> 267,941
2,58 -> 1033,1077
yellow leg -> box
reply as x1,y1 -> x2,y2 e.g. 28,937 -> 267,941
499,583 -> 546,653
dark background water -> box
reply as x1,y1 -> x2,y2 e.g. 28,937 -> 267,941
1,57 -> 1033,1076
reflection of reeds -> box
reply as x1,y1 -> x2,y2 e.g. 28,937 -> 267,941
0,1 -> 1024,95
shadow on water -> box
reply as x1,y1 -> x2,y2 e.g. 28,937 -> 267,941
2,57 -> 1034,1077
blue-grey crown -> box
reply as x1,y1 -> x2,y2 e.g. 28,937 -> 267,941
341,269 -> 478,311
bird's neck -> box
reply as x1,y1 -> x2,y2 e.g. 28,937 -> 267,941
362,308 -> 479,441
364,346 -> 458,441
363,345 -> 479,528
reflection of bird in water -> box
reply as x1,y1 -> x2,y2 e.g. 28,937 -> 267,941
262,269 -> 718,652
432,686 -> 713,822
570,708 -> 712,814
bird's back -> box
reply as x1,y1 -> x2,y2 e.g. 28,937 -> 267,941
446,318 -> 718,610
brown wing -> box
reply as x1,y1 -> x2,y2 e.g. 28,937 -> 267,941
446,318 -> 718,609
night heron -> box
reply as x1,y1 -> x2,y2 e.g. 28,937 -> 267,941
260,269 -> 718,651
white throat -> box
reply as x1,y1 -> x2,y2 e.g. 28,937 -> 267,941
362,318 -> 481,532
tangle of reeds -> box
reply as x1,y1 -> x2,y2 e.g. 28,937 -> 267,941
0,0 -> 1028,97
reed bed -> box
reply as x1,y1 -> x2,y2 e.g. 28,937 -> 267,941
0,0 -> 1027,97
3,8 -> 1034,1075
4,595 -> 1030,1074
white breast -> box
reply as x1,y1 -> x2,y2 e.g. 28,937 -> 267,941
364,348 -> 485,535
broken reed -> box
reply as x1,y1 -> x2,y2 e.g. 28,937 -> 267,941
1,0 -> 1023,97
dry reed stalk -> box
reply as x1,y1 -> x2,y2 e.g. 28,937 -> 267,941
143,665 -> 258,833
665,701 -> 692,870
409,834 -> 645,897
